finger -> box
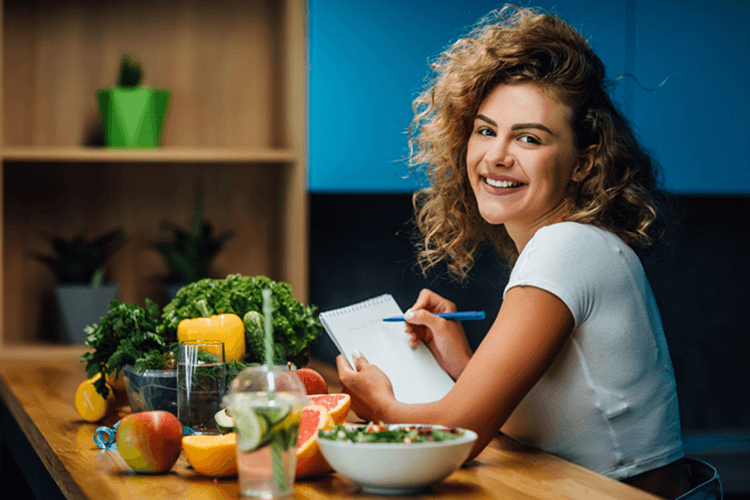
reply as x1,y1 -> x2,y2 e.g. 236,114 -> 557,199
411,288 -> 455,313
351,350 -> 368,371
410,288 -> 438,311
409,332 -> 428,348
336,354 -> 354,373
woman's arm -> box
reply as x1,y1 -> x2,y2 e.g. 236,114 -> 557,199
337,285 -> 575,460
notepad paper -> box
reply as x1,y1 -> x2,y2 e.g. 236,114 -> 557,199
319,294 -> 455,404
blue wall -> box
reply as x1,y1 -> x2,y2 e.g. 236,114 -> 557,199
308,0 -> 750,194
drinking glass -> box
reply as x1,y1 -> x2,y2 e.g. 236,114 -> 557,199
177,340 -> 226,434
224,365 -> 308,498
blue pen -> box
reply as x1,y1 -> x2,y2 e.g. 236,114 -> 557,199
383,311 -> 485,322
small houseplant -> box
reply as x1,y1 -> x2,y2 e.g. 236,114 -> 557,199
95,53 -> 171,148
153,186 -> 235,300
31,230 -> 126,344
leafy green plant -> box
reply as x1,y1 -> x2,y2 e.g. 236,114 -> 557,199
80,273 -> 320,398
153,186 -> 234,284
118,54 -> 143,87
81,299 -> 165,398
159,274 -> 322,368
31,230 -> 126,285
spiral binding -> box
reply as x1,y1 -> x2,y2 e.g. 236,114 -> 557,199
320,294 -> 393,317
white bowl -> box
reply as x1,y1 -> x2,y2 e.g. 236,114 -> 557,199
316,424 -> 477,494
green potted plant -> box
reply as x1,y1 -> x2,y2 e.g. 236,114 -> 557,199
31,230 -> 126,344
95,53 -> 171,148
154,186 -> 235,300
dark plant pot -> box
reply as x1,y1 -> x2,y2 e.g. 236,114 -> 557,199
55,284 -> 119,344
95,87 -> 171,148
165,282 -> 187,303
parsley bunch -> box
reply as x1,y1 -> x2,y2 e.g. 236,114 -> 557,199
81,299 -> 166,398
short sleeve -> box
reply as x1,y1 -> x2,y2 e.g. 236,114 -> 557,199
503,223 -> 616,326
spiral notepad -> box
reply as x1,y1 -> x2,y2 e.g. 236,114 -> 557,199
319,294 -> 455,404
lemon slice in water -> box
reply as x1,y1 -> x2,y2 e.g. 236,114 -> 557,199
233,407 -> 268,452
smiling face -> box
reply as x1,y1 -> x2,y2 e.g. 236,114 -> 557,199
466,82 -> 587,251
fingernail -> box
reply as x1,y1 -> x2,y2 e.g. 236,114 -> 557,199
403,311 -> 414,320
351,349 -> 362,359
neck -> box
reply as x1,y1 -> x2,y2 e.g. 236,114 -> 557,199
505,203 -> 571,254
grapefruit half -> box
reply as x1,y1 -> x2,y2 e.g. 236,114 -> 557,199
296,405 -> 334,478
307,393 -> 351,425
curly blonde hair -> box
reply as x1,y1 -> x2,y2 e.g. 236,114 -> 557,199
409,5 -> 670,280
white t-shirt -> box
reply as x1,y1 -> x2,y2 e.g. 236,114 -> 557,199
501,222 -> 684,480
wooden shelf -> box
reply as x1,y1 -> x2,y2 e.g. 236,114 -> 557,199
0,0 -> 309,347
2,146 -> 299,164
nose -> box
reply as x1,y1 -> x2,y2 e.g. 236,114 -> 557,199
484,138 -> 513,168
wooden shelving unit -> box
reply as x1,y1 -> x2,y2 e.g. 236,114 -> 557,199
0,0 -> 309,346
2,146 -> 299,164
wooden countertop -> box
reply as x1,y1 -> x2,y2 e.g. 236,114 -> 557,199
0,346 -> 661,500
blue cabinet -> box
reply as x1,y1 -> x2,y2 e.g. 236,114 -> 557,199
634,1 -> 750,194
309,0 -> 749,194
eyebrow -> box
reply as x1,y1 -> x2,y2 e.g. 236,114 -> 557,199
475,114 -> 555,136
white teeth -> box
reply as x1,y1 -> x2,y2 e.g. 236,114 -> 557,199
485,177 -> 522,188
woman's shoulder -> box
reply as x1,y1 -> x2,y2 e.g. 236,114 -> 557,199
531,222 -> 615,251
521,222 -> 637,272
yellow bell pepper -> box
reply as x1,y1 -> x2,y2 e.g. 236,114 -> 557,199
177,312 -> 246,362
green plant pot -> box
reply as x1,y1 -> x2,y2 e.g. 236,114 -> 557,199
95,87 -> 170,148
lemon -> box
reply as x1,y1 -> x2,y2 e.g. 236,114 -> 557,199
75,374 -> 115,423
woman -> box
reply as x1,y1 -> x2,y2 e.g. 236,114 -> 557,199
336,5 -> 690,499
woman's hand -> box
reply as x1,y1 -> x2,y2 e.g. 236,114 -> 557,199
336,352 -> 396,422
404,289 -> 473,379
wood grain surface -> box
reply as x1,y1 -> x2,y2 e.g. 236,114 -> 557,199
0,346 -> 662,500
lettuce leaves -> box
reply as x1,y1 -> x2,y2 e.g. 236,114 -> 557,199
159,274 -> 322,367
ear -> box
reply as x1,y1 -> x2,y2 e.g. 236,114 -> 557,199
571,145 -> 596,183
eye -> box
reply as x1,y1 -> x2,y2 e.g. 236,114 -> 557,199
476,126 -> 496,137
519,135 -> 541,145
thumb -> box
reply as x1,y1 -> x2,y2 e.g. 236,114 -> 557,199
351,349 -> 369,371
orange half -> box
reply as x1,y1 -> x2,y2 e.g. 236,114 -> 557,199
183,432 -> 238,478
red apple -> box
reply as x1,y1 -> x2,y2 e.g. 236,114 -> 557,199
116,411 -> 183,473
295,367 -> 328,395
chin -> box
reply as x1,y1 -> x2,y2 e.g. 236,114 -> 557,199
478,210 -> 508,226
475,201 -> 509,225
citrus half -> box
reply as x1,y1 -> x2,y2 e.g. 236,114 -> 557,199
182,432 -> 238,478
307,393 -> 351,425
295,405 -> 334,478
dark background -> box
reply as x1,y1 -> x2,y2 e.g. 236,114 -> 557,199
308,193 -> 750,495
